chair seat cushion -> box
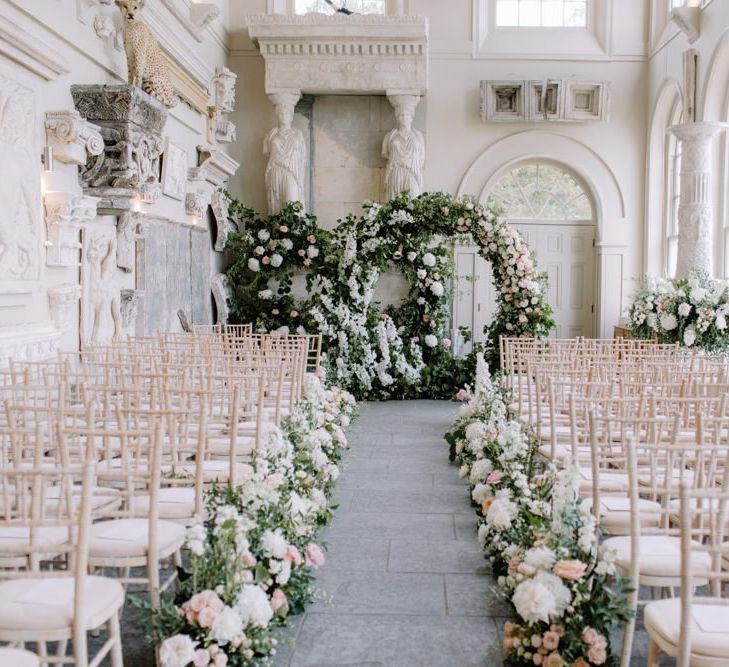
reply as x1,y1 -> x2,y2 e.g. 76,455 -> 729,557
0,576 -> 123,632
0,647 -> 40,666
645,598 -> 729,659
131,487 -> 197,521
0,525 -> 70,554
604,535 -> 711,579
88,518 -> 185,560
580,496 -> 662,532
578,468 -> 629,494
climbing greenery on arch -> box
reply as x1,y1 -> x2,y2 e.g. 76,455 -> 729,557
225,192 -> 554,400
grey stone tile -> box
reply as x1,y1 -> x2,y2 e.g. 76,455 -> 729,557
388,539 -> 488,575
388,457 -> 461,474
335,471 -> 434,492
321,538 -> 390,572
454,512 -> 480,541
349,486 -> 467,515
320,512 -> 456,540
342,458 -> 390,474
310,570 -> 446,615
370,444 -> 446,461
445,574 -> 512,617
289,613 -> 497,667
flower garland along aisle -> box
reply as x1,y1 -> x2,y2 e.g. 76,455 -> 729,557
224,192 -> 554,401
628,270 -> 729,352
445,357 -> 632,667
144,376 -> 357,667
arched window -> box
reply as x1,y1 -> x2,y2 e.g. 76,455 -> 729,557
665,100 -> 683,278
294,0 -> 385,13
486,161 -> 593,220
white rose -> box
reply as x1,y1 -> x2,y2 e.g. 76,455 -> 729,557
281,238 -> 293,250
258,229 -> 270,241
684,327 -> 697,346
486,497 -> 517,530
469,458 -> 493,484
307,245 -> 319,259
416,269 -> 427,280
270,253 -> 283,267
261,529 -> 288,559
717,314 -> 727,331
430,282 -> 444,297
690,287 -> 707,303
512,571 -> 571,623
477,523 -> 489,547
258,289 -> 273,300
235,585 -> 274,628
678,302 -> 691,317
210,606 -> 243,645
422,253 -> 436,267
159,634 -> 197,667
424,334 -> 438,348
248,258 -> 260,272
471,483 -> 491,505
523,546 -> 556,572
407,251 -> 417,261
660,314 -> 678,331
464,421 -> 487,442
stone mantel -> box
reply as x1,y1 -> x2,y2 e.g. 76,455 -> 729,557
247,13 -> 429,95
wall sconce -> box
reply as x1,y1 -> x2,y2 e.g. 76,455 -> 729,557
42,146 -> 54,173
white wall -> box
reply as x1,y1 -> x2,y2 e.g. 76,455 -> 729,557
0,0 -> 231,363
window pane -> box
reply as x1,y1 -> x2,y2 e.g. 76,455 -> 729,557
496,0 -> 519,26
542,0 -> 564,26
519,0 -> 541,26
564,0 -> 587,27
294,0 -> 385,13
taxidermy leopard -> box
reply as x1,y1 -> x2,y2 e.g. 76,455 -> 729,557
115,0 -> 177,108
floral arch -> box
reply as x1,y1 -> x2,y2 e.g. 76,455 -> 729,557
225,191 -> 554,400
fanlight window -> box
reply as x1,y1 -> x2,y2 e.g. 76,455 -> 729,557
487,162 -> 593,220
496,0 -> 588,28
294,0 -> 386,14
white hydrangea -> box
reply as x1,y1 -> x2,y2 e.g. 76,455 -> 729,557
523,546 -> 556,572
210,606 -> 243,645
512,571 -> 571,623
678,302 -> 691,317
469,458 -> 493,484
159,634 -> 197,667
660,313 -> 678,331
422,253 -> 436,267
471,483 -> 492,505
424,335 -> 438,348
270,253 -> 283,267
235,585 -> 274,628
248,258 -> 260,272
430,281 -> 444,297
261,528 -> 288,559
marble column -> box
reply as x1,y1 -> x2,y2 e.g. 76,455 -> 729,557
668,121 -> 728,278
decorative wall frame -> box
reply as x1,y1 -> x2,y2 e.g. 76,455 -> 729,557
564,81 -> 609,122
527,80 -> 562,121
48,283 -> 82,330
480,81 -> 525,122
161,139 -> 188,201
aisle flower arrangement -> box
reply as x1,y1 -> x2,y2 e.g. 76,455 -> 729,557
445,358 -> 632,666
225,192 -> 554,401
628,270 -> 729,351
146,376 -> 356,667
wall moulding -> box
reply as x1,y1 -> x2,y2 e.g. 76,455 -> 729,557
43,191 -> 100,268
45,110 -> 104,166
0,13 -> 70,81
247,13 -> 429,95
48,284 -> 82,330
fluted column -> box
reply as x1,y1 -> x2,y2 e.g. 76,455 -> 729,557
668,121 -> 728,278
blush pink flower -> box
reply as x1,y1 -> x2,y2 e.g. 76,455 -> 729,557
542,631 -> 561,651
544,654 -> 564,667
284,545 -> 303,566
305,543 -> 326,568
270,588 -> 289,614
193,648 -> 211,667
581,627 -> 599,646
486,470 -> 505,484
242,552 -> 257,567
197,606 -> 217,628
442,338 -> 452,348
455,389 -> 467,401
261,256 -> 271,265
553,559 -> 587,581
587,646 -> 607,665
213,654 -> 228,667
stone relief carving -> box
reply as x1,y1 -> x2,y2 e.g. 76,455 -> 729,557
185,192 -> 207,218
43,192 -> 100,267
48,284 -> 82,330
191,147 -> 240,188
81,229 -> 122,346
0,327 -> 61,367
115,211 -> 138,272
383,94 -> 424,201
210,273 -> 231,324
207,66 -> 237,144
211,190 -> 236,252
264,92 -> 307,215
120,288 -> 143,329
115,0 -> 177,108
45,110 -> 104,165
0,72 -> 40,283
72,84 -> 168,208
161,139 -> 188,200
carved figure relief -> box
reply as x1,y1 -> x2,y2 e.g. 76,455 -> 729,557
211,190 -> 236,252
382,95 -> 425,201
120,288 -> 142,329
161,139 -> 188,200
0,72 -> 40,282
114,0 -> 177,108
264,93 -> 307,215
81,230 -> 122,346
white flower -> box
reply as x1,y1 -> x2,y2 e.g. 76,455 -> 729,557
430,281 -> 444,297
307,245 -> 319,259
235,585 -> 274,628
210,606 -> 243,645
486,497 -> 517,530
424,334 -> 438,348
281,238 -> 293,250
718,314 -> 727,331
407,251 -> 417,261
523,546 -> 556,572
477,523 -> 489,547
258,229 -> 270,241
684,326 -> 697,346
422,253 -> 436,267
660,314 -> 677,331
512,571 -> 571,623
261,529 -> 288,559
258,289 -> 273,300
276,559 -> 292,585
471,483 -> 492,505
270,253 -> 283,267
248,258 -> 260,272
678,302 -> 691,317
416,297 -> 426,305
416,269 -> 427,280
469,458 -> 493,484
159,634 -> 197,667
690,287 -> 707,303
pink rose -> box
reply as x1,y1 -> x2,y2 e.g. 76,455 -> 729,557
242,552 -> 257,567
193,649 -> 211,667
542,631 -> 560,650
284,545 -> 303,566
442,338 -> 452,348
486,470 -> 504,484
587,646 -> 607,665
307,235 -> 316,243
544,655 -> 564,667
533,655 -> 543,665
213,654 -> 228,667
581,627 -> 599,646
550,625 -> 565,638
553,559 -> 587,581
270,588 -> 289,614
455,389 -> 467,401
261,256 -> 270,265
197,606 -> 217,628
531,634 -> 543,648
305,543 -> 326,568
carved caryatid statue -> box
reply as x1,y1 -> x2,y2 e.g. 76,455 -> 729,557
382,95 -> 425,200
264,93 -> 306,215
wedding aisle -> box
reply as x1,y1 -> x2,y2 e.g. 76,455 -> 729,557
274,400 -> 505,666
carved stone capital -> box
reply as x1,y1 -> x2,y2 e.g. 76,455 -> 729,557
185,191 -> 208,218
43,192 -> 100,267
211,273 -> 231,324
48,283 -> 82,330
45,110 -> 104,166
